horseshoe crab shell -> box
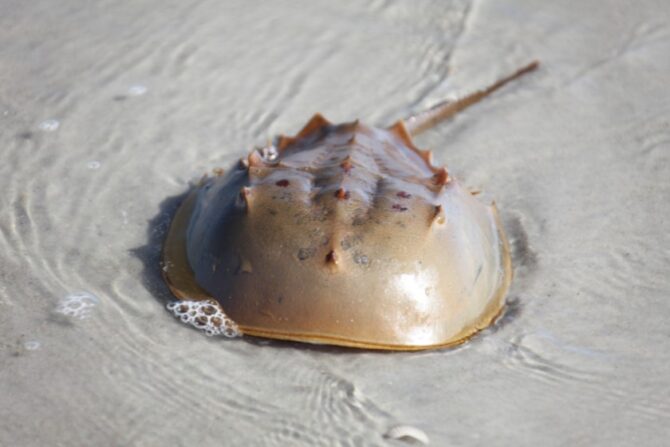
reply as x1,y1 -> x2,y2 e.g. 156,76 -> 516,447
163,114 -> 511,350
162,62 -> 537,350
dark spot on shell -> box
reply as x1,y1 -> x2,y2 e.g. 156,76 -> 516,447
313,207 -> 331,222
340,238 -> 352,250
293,212 -> 308,225
297,247 -> 315,261
113,95 -> 127,101
276,179 -> 290,187
277,296 -> 284,304
396,191 -> 412,199
353,253 -> 369,265
392,204 -> 408,212
351,210 -> 367,226
17,131 -> 33,140
473,264 -> 483,286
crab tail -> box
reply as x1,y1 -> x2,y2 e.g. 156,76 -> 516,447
399,60 -> 539,136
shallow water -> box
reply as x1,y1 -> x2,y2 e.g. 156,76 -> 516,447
2,0 -> 670,445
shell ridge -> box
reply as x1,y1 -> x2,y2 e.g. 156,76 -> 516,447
295,113 -> 332,139
387,121 -> 444,177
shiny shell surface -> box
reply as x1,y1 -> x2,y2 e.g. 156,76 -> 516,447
162,114 -> 512,350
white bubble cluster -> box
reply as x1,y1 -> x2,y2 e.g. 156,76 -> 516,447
87,160 -> 101,170
38,119 -> 60,131
167,300 -> 240,338
56,291 -> 99,319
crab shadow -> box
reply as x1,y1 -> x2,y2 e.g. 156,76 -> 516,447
131,189 -> 190,308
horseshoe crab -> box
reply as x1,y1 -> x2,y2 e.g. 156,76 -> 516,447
162,61 -> 538,350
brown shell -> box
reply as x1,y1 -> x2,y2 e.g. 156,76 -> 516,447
162,115 -> 512,350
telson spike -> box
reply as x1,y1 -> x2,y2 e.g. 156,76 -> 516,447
387,120 -> 414,148
296,113 -> 331,139
247,150 -> 265,168
237,186 -> 252,210
325,250 -> 338,265
400,60 -> 539,135
420,150 -> 433,164
276,134 -> 296,151
335,188 -> 350,200
432,205 -> 446,225
433,168 -> 449,186
236,257 -> 253,274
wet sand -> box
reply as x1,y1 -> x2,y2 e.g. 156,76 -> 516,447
1,0 -> 669,445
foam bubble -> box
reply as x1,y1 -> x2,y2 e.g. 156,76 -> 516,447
87,160 -> 101,170
128,84 -> 148,96
24,340 -> 41,351
38,119 -> 60,131
167,300 -> 240,338
56,291 -> 100,319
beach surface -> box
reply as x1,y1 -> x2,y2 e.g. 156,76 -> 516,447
1,0 -> 669,445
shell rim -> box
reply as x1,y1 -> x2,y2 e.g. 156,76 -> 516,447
161,183 -> 513,351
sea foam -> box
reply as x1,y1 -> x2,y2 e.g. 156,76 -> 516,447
167,300 -> 240,338
56,291 -> 99,319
